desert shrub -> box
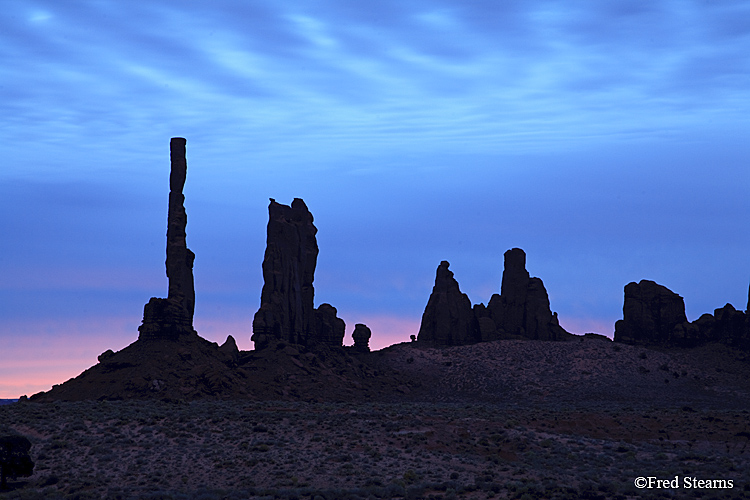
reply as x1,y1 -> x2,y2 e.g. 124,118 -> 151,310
402,469 -> 419,484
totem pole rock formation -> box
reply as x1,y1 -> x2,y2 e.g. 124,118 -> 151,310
138,138 -> 197,340
418,249 -> 569,346
417,261 -> 480,346
352,324 -> 372,352
252,198 -> 345,349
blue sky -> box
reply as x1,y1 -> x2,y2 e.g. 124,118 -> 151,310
1,0 -> 749,397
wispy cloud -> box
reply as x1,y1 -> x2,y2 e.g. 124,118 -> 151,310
4,0 -> 748,170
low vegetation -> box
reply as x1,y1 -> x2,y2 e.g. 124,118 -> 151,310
1,399 -> 749,499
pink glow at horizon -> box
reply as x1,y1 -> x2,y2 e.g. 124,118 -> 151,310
0,317 -> 137,398
0,314 -> 422,398
197,314 -> 422,351
1,312 -> 610,399
557,317 -> 614,339
344,315 -> 422,350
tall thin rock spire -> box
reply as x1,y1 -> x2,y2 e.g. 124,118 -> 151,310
166,137 -> 195,320
138,138 -> 196,340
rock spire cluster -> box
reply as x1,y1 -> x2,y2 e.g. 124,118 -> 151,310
251,198 -> 347,350
138,138 -> 197,340
128,138 -> 750,355
418,248 -> 570,346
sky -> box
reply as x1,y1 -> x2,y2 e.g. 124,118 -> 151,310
1,0 -> 749,398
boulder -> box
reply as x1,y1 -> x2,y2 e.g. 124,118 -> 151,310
352,323 -> 372,352
314,303 -> 346,347
97,349 -> 115,363
139,138 -> 197,340
417,261 -> 479,345
613,280 -> 687,345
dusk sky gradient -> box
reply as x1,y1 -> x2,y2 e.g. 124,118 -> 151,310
1,0 -> 749,398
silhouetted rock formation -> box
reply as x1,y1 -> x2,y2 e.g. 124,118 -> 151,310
166,138 -> 196,320
613,280 -> 688,345
472,304 -> 496,342
614,280 -> 750,349
485,248 -> 569,341
418,249 -> 569,346
31,141 -> 441,402
492,248 -> 529,336
673,304 -> 750,349
219,335 -> 240,363
706,304 -> 747,345
139,138 -> 197,340
314,304 -> 346,347
97,349 -> 115,363
252,198 -> 345,350
417,261 -> 480,346
352,323 -> 372,352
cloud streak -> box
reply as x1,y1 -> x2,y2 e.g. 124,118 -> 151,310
4,0 -> 748,166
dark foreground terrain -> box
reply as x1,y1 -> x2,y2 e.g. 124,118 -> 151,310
2,339 -> 750,499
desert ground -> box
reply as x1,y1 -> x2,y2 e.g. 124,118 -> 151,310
2,338 -> 750,499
